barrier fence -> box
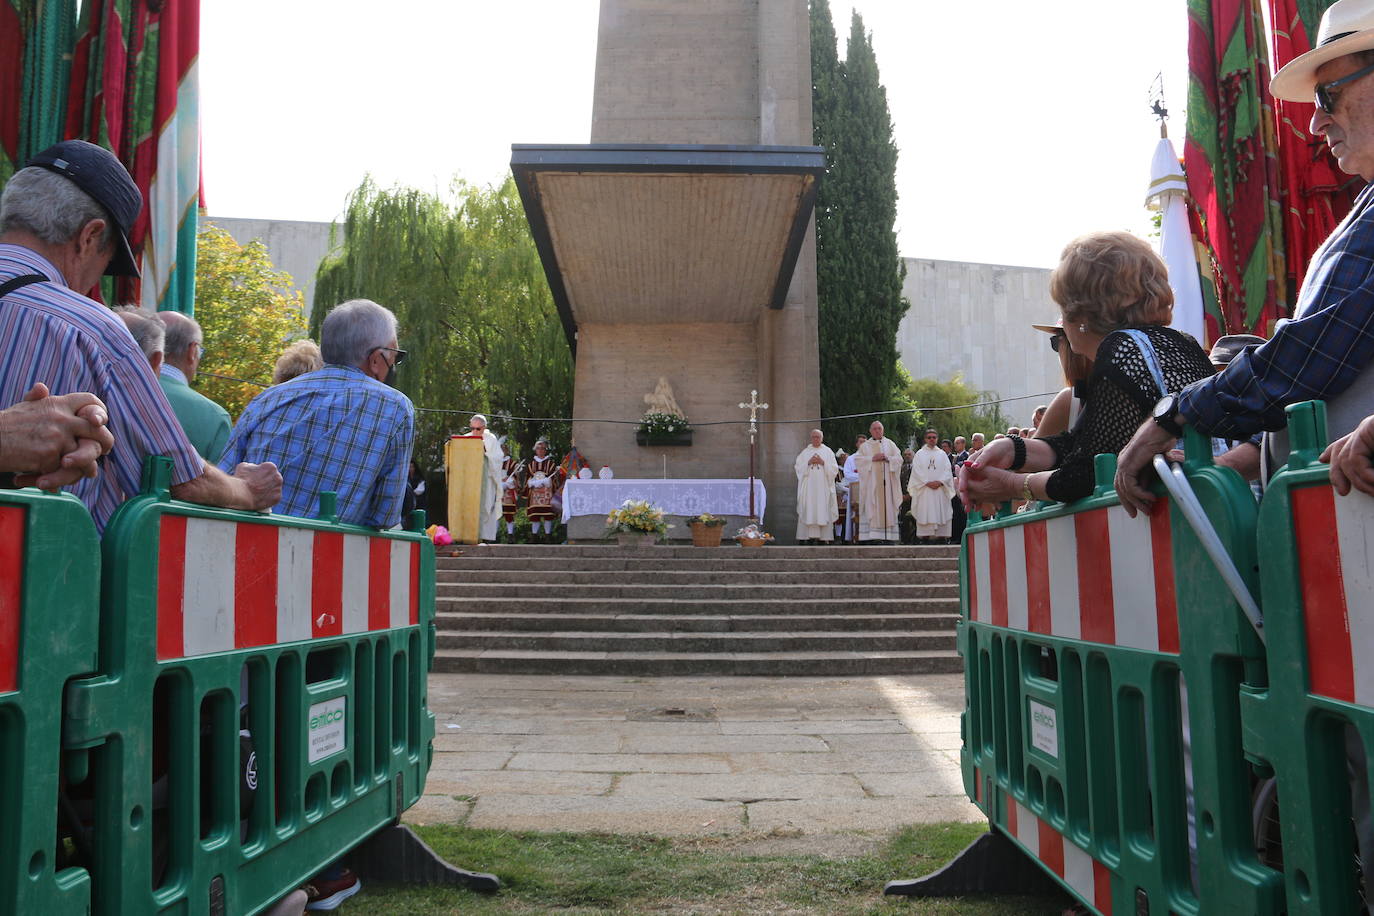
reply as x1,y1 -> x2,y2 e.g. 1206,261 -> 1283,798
1,457 -> 437,916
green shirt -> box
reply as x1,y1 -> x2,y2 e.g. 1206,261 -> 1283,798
158,372 -> 231,463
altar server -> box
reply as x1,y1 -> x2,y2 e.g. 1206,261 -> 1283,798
908,428 -> 955,542
794,429 -> 839,544
501,442 -> 522,540
853,420 -> 901,543
525,438 -> 562,542
469,414 -> 504,542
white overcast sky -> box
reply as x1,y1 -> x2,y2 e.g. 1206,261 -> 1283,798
200,0 -> 1190,270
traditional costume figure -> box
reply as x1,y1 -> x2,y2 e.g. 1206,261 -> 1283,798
501,448 -> 523,539
908,433 -> 955,541
793,430 -> 839,543
525,440 -> 562,541
470,414 -> 504,543
853,422 -> 901,543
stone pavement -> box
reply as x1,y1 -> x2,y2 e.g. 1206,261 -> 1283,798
403,673 -> 983,837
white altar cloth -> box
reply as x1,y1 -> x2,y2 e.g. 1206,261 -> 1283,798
561,478 -> 766,523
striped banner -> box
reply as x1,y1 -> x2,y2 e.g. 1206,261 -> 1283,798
1291,484 -> 1374,706
966,500 -> 1179,653
0,505 -> 23,693
156,515 -> 420,661
1005,799 -> 1114,915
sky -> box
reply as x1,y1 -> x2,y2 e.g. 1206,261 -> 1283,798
200,0 -> 1190,270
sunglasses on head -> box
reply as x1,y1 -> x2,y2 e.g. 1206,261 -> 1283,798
1316,61 -> 1374,113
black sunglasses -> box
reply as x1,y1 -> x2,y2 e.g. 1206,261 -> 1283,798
1316,62 -> 1374,113
1049,333 -> 1064,353
370,346 -> 408,366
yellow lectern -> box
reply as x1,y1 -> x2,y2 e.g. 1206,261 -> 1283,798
445,434 -> 486,545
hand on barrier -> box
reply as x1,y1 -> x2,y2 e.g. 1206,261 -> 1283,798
1321,413 -> 1374,497
3,382 -> 114,489
1113,419 -> 1179,516
234,461 -> 283,510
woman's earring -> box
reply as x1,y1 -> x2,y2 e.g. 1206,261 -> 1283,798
1078,324 -> 1086,333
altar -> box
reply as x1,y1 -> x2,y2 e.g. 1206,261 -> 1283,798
561,478 -> 766,542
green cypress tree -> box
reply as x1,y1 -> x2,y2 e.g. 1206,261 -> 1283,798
810,2 -> 911,448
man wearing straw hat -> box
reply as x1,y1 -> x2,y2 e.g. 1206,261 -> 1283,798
1116,0 -> 1374,512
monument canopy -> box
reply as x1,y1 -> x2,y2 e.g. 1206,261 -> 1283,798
511,144 -> 824,351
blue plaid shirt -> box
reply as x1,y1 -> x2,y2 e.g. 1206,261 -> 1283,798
219,366 -> 414,528
1179,182 -> 1374,438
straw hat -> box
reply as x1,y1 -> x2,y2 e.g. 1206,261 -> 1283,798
1271,0 -> 1374,102
1031,318 -> 1063,334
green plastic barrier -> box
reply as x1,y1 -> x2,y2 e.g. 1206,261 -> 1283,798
62,457 -> 436,915
1243,400 -> 1374,914
960,431 -> 1280,915
0,487 -> 101,916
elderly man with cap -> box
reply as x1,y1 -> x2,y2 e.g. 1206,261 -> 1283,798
0,140 -> 280,531
468,413 -> 504,542
1116,0 -> 1374,513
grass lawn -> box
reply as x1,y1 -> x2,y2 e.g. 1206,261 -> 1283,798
335,821 -> 1069,914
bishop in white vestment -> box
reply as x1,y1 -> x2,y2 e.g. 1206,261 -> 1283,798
908,432 -> 955,540
470,414 -> 505,542
794,429 -> 839,542
853,421 -> 902,543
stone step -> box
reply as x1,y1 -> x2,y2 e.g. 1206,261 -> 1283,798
435,611 -> 958,633
435,582 -> 959,600
437,557 -> 959,573
435,569 -> 958,585
440,545 -> 961,561
434,596 -> 960,616
430,648 -> 964,676
438,630 -> 957,653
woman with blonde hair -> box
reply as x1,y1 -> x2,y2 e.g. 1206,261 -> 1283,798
961,231 -> 1211,505
272,339 -> 323,385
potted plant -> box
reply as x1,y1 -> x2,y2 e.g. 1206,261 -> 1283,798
635,409 -> 693,447
686,512 -> 727,547
603,499 -> 672,546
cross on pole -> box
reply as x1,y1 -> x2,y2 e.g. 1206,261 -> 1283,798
738,390 -> 769,521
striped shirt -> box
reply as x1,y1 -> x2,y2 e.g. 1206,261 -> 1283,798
219,366 -> 414,528
0,244 -> 205,532
1179,182 -> 1374,437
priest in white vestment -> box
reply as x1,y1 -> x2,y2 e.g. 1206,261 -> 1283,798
470,414 -> 504,542
794,429 -> 839,543
908,429 -> 955,541
853,421 -> 901,543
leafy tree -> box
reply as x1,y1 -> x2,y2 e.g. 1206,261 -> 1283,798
193,223 -> 307,419
312,176 -> 573,469
902,374 -> 1014,444
810,2 -> 909,448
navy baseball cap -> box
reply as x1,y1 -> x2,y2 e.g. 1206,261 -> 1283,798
26,140 -> 142,278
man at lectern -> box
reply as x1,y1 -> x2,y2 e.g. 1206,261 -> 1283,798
469,414 -> 504,542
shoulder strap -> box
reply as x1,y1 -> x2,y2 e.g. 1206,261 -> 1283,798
1121,328 -> 1170,398
0,273 -> 45,300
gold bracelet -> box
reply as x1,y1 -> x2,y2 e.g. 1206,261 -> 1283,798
1021,474 -> 1034,502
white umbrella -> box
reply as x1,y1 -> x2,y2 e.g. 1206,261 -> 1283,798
1147,136 -> 1207,344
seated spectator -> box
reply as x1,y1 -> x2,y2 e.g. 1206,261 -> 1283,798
0,383 -> 112,489
220,299 -> 414,528
0,140 -> 279,531
157,311 -> 231,462
960,231 -> 1211,506
273,339 -> 324,385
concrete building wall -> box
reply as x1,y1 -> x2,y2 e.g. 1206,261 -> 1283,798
201,215 -> 337,322
898,257 -> 1062,424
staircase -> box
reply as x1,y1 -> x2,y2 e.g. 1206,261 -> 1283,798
432,544 -> 963,676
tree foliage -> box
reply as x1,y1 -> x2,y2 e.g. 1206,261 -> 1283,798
193,223 -> 307,419
810,1 -> 910,448
902,374 -> 1015,444
312,176 -> 573,468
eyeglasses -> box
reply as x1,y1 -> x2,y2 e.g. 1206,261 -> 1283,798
370,346 -> 407,366
1316,61 -> 1374,113
1050,334 -> 1064,353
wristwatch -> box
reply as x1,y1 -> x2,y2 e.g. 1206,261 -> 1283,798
1152,394 -> 1184,437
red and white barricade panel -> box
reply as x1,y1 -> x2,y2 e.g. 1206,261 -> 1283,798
0,505 -> 22,694
965,500 -> 1179,653
157,514 -> 422,660
1005,799 -> 1114,915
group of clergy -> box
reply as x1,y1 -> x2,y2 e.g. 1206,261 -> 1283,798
794,420 -> 954,545
470,414 -> 592,543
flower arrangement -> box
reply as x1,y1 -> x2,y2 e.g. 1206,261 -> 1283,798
735,522 -> 774,547
603,499 -> 673,537
638,409 -> 692,437
688,512 -> 727,528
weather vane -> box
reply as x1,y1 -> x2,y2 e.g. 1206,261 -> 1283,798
1149,72 -> 1169,137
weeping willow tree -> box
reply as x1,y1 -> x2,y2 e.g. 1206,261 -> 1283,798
312,176 -> 573,467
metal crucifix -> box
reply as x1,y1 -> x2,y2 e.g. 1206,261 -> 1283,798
738,389 -> 769,521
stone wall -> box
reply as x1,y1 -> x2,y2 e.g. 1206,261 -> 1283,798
898,257 -> 1061,425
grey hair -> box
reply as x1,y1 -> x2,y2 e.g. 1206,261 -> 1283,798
160,310 -> 202,359
112,306 -> 165,359
0,166 -> 116,248
469,414 -> 488,427
320,299 -> 397,368
272,339 -> 323,384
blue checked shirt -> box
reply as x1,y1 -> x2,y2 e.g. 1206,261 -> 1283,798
219,366 -> 414,528
1179,182 -> 1374,438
